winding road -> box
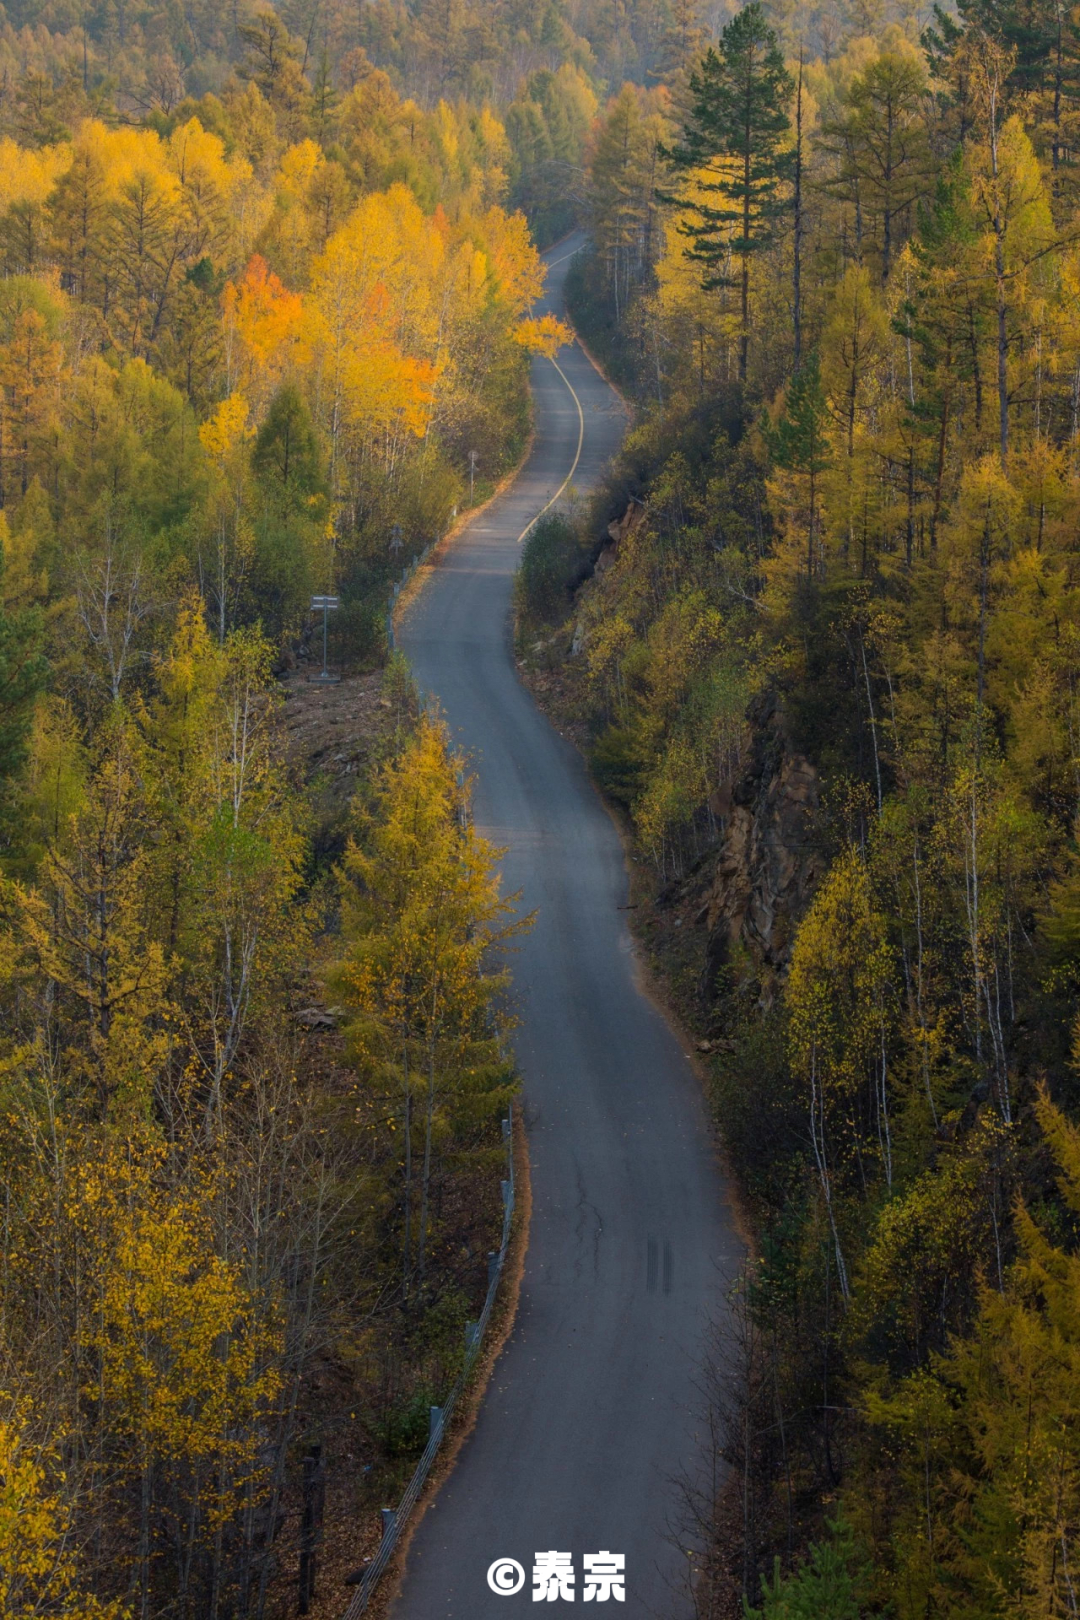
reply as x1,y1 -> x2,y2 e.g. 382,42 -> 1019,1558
394,235 -> 741,1619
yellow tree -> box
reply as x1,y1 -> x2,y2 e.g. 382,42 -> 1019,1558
0,307 -> 63,508
221,255 -> 308,416
76,1147 -> 282,1613
0,1398 -> 123,1619
9,708 -> 170,1118
820,264 -> 890,576
654,207 -> 737,397
876,1088 -> 1080,1618
962,39 -> 1055,467
156,622 -> 304,1140
143,594 -> 224,956
515,314 -> 574,359
786,848 -> 896,1298
307,186 -> 445,486
589,85 -> 668,323
479,206 -> 545,315
198,394 -> 255,644
255,139 -> 325,285
333,714 -> 523,1283
48,141 -> 111,306
941,454 -> 1019,744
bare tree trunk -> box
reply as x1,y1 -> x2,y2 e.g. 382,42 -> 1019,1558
418,995 -> 438,1279
808,1046 -> 849,1300
793,53 -> 804,369
987,70 -> 1009,467
859,631 -> 883,815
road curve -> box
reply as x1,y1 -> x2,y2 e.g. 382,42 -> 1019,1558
393,234 -> 741,1620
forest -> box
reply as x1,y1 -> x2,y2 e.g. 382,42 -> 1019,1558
0,1 -> 554,1610
2,0 -> 1079,1606
511,0 -> 1080,1611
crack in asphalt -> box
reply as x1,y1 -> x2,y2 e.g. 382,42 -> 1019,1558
574,1164 -> 604,1281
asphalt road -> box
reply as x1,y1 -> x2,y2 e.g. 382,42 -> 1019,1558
393,234 -> 741,1620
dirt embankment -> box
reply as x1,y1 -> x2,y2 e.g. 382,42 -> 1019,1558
279,668 -> 392,794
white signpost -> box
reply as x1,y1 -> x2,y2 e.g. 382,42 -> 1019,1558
308,595 -> 340,684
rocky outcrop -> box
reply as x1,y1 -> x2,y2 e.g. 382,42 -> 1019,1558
593,497 -> 644,575
571,500 -> 646,655
696,692 -> 823,1003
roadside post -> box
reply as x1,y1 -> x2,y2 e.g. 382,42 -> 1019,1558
308,595 -> 340,684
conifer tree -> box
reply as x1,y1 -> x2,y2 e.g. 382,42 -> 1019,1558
816,50 -> 934,284
0,546 -> 46,830
662,3 -> 793,382
589,87 -> 667,320
333,714 -> 522,1285
744,1514 -> 866,1619
765,349 -> 831,579
252,383 -> 325,510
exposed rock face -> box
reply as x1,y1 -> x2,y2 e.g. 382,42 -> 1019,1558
698,692 -> 823,1003
593,497 -> 644,575
571,500 -> 646,654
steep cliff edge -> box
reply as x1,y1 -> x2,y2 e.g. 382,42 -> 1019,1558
517,526 -> 825,1026
694,692 -> 823,1009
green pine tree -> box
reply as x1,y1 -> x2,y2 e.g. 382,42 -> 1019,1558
252,384 -> 327,512
662,3 -> 793,382
744,1514 -> 866,1619
249,385 -> 329,637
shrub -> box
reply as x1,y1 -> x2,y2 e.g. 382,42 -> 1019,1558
589,720 -> 648,807
516,513 -> 588,624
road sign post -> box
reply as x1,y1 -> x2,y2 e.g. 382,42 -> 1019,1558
308,595 -> 340,684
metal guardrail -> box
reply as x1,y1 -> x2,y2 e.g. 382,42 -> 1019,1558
385,539 -> 435,652
341,1106 -> 516,1617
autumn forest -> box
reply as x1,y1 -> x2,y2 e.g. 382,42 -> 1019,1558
3,0 -> 1080,1609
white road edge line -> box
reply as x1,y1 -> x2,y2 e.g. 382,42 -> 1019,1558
516,353 -> 584,545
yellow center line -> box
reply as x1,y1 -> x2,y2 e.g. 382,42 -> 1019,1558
516,353 -> 584,545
